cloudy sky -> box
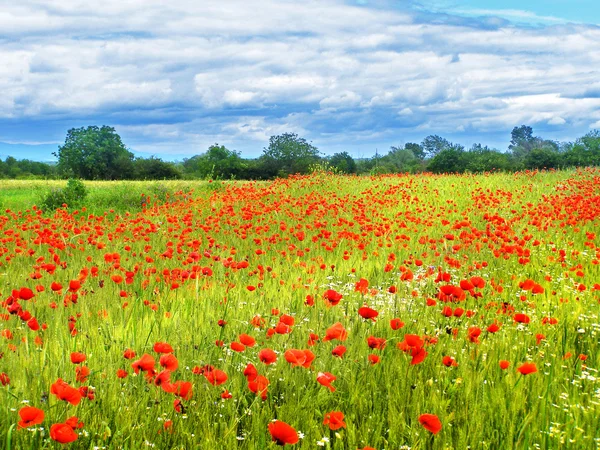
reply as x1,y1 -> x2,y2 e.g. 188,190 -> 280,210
1,0 -> 600,161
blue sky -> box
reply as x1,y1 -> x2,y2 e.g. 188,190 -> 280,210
1,0 -> 600,162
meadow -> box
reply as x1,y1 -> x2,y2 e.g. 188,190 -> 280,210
0,170 -> 599,449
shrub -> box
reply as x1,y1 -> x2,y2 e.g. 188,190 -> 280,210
41,179 -> 88,211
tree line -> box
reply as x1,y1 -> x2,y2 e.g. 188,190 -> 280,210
1,124 -> 599,180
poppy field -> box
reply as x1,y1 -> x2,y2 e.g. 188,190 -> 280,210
1,169 -> 600,449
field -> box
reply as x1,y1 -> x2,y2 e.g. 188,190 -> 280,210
1,170 -> 599,449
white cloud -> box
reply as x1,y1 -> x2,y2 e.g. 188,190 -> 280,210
1,0 -> 600,155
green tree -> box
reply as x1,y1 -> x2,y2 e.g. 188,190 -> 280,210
261,133 -> 321,176
329,152 -> 357,174
466,144 -> 513,172
54,126 -> 134,180
427,145 -> 467,173
384,146 -> 421,173
562,130 -> 600,167
187,144 -> 247,179
405,142 -> 425,160
133,156 -> 182,179
422,135 -> 451,158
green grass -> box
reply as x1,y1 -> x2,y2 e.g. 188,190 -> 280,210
0,170 -> 599,449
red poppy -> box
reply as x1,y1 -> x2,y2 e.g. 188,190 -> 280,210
132,354 -> 155,374
123,349 -> 136,359
50,423 -> 78,443
268,420 -> 299,446
358,306 -> 378,321
368,354 -> 380,365
248,375 -> 270,400
153,342 -> 174,353
173,381 -> 193,400
160,353 -> 179,371
323,289 -> 343,306
517,362 -> 537,375
239,334 -> 256,347
390,318 -> 405,330
230,342 -> 246,352
418,413 -> 442,434
116,369 -> 128,378
284,349 -> 315,368
317,372 -> 337,392
499,360 -> 510,370
323,411 -> 346,430
355,278 -> 369,294
51,379 -> 82,405
258,348 -> 278,365
18,406 -> 44,428
442,356 -> 457,367
367,336 -> 386,350
70,352 -> 86,364
410,347 -> 428,365
0,373 -> 9,386
322,322 -> 348,342
204,368 -> 228,386
514,313 -> 531,324
243,363 -> 258,382
332,345 -> 347,358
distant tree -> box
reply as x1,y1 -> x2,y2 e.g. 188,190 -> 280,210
385,146 -> 421,173
405,142 -> 425,160
465,144 -> 512,172
509,125 -> 535,150
54,126 -> 134,180
562,130 -> 600,167
524,148 -> 561,170
422,135 -> 452,158
133,156 -> 181,179
329,152 -> 357,174
261,133 -> 321,176
427,145 -> 467,173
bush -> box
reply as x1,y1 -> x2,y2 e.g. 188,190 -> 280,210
41,179 -> 88,211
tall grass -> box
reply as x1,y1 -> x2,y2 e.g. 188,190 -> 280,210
0,170 -> 599,449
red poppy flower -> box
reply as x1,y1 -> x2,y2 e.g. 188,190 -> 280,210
322,322 -> 348,342
332,345 -> 347,358
259,348 -> 278,365
0,373 -> 10,386
517,362 -> 537,375
404,334 -> 424,348
317,372 -> 337,391
50,379 -> 82,405
514,313 -> 531,324
368,354 -> 380,365
243,363 -> 258,382
284,349 -> 315,368
418,413 -> 442,434
230,342 -> 246,352
116,369 -> 128,378
367,336 -> 386,350
132,354 -> 155,374
160,353 -> 179,371
18,406 -> 44,428
323,289 -> 343,306
390,318 -> 404,330
268,420 -> 299,446
323,411 -> 346,430
410,347 -> 428,365
442,356 -> 457,367
123,349 -> 136,359
358,306 -> 378,321
204,368 -> 228,386
153,342 -> 174,353
499,360 -> 510,370
239,334 -> 256,347
50,423 -> 78,443
248,375 -> 270,400
70,352 -> 86,364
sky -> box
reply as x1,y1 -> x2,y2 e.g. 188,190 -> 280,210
1,0 -> 600,162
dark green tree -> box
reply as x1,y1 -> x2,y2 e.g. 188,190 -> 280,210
54,126 -> 134,180
427,145 -> 467,173
329,152 -> 357,174
183,144 -> 246,179
261,133 -> 321,176
405,142 -> 426,160
422,135 -> 452,158
133,156 -> 181,179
